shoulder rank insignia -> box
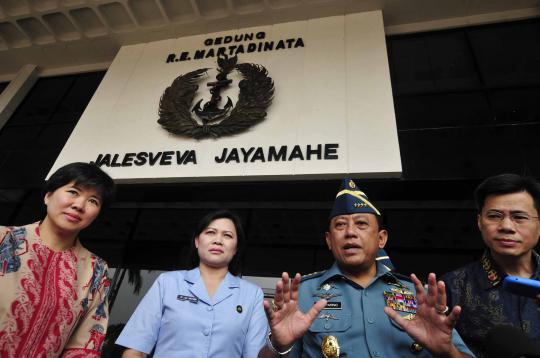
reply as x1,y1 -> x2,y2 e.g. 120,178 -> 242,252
382,273 -> 412,290
301,270 -> 326,282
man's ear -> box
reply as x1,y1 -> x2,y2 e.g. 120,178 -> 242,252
378,229 -> 388,249
477,214 -> 482,232
325,232 -> 332,251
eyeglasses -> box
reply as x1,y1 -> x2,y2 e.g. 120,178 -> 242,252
483,210 -> 540,225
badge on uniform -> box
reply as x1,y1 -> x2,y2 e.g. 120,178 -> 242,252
314,292 -> 342,300
321,335 -> 340,358
314,282 -> 341,300
177,294 -> 198,304
318,313 -> 339,322
324,302 -> 342,310
320,283 -> 334,291
383,287 -> 417,314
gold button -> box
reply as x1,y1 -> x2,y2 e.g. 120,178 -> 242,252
410,342 -> 423,353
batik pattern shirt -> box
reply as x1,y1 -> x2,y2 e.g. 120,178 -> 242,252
0,222 -> 110,358
442,250 -> 540,358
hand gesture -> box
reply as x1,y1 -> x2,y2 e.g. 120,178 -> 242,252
384,273 -> 462,357
263,272 -> 327,351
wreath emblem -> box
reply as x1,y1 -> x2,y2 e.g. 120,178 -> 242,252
158,55 -> 274,139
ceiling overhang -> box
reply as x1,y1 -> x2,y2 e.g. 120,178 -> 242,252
0,0 -> 539,81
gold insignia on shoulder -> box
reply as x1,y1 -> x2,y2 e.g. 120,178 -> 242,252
302,270 -> 325,280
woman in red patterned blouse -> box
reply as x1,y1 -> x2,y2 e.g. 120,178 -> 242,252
0,162 -> 115,358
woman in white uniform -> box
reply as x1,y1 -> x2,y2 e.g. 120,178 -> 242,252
116,210 -> 268,358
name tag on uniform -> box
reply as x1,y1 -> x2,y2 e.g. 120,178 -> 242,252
177,295 -> 198,304
322,302 -> 342,310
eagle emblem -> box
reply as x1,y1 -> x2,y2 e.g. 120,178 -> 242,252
158,55 -> 274,139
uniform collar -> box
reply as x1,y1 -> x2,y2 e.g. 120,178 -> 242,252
480,250 -> 540,289
184,267 -> 240,288
184,267 -> 239,305
319,261 -> 391,288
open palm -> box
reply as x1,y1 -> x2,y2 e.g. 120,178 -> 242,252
263,272 -> 327,350
384,273 -> 462,356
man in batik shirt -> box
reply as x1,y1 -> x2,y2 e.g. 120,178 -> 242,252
442,174 -> 540,357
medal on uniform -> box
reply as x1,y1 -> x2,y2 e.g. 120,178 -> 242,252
402,313 -> 416,321
318,313 -> 339,322
314,292 -> 342,300
383,287 -> 417,314
321,335 -> 340,358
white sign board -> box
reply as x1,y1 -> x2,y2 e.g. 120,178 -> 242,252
50,11 -> 401,183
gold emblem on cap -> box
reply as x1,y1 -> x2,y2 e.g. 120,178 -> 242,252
321,335 -> 340,358
348,180 -> 356,189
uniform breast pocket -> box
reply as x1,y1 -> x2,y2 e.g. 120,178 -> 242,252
387,315 -> 431,357
308,312 -> 352,357
387,312 -> 414,331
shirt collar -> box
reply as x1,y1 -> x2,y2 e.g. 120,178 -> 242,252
184,267 -> 240,288
319,261 -> 391,288
480,250 -> 540,289
533,251 -> 540,279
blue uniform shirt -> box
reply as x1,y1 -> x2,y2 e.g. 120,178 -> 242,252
116,268 -> 268,358
291,262 -> 474,358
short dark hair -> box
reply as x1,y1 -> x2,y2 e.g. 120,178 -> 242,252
475,173 -> 540,213
44,162 -> 116,209
187,210 -> 246,276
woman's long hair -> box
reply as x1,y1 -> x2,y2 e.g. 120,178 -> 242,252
186,210 -> 246,276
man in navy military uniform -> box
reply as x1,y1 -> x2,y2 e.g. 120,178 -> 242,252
258,179 -> 474,358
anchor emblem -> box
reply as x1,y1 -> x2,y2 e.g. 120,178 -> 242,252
192,54 -> 236,123
158,54 -> 274,139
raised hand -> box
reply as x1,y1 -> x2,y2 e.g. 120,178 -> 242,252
262,272 -> 327,351
384,273 -> 463,357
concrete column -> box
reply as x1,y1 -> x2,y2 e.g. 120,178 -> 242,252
0,64 -> 39,130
